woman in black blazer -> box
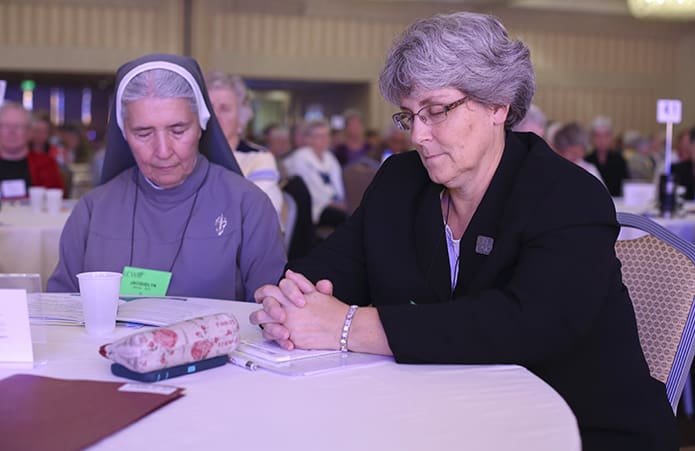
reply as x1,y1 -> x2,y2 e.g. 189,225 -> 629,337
250,11 -> 676,451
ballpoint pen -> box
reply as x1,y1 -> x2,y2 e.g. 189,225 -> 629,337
229,354 -> 258,371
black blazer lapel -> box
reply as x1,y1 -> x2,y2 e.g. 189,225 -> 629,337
454,132 -> 529,297
414,182 -> 452,303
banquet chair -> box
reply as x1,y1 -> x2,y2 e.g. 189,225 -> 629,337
615,212 -> 695,414
343,160 -> 377,214
281,191 -> 297,252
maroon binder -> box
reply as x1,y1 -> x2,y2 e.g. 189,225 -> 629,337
0,374 -> 185,451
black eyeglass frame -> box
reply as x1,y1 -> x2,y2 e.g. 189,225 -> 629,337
392,96 -> 469,131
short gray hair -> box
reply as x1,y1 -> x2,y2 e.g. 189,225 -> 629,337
121,69 -> 198,122
204,72 -> 248,109
0,101 -> 31,124
591,115 -> 613,133
513,104 -> 546,132
379,11 -> 534,129
553,122 -> 589,151
303,119 -> 330,137
204,72 -> 253,130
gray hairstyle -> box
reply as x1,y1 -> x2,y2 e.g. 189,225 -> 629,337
591,115 -> 612,132
204,72 -> 253,131
0,101 -> 31,124
268,125 -> 289,138
379,11 -> 535,129
121,69 -> 198,121
513,104 -> 546,132
204,72 -> 248,109
343,108 -> 363,123
302,119 -> 330,137
553,122 -> 589,151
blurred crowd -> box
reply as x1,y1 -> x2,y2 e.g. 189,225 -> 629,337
514,104 -> 693,200
2,83 -> 690,256
0,103 -> 96,199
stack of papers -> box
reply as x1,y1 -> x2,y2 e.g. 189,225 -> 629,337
28,293 -> 223,327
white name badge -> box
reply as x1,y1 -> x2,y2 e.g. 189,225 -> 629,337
0,289 -> 34,364
0,179 -> 27,198
657,99 -> 682,124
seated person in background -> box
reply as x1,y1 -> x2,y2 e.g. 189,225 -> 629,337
28,111 -> 60,155
47,54 -> 286,301
622,131 -> 655,182
58,122 -> 93,165
380,124 -> 411,162
364,128 -> 381,158
261,123 -> 316,259
585,115 -> 629,197
0,102 -> 63,198
262,123 -> 293,162
552,122 -> 604,185
205,72 -> 284,219
674,128 -> 691,165
283,119 -> 348,228
332,110 -> 371,166
671,127 -> 695,200
512,103 -> 546,139
251,12 -> 676,451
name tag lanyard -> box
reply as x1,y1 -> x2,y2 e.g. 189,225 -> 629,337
128,165 -> 210,273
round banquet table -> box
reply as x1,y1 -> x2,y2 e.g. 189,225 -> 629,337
0,203 -> 72,288
0,297 -> 581,451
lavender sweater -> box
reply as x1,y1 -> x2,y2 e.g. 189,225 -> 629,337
47,156 -> 286,300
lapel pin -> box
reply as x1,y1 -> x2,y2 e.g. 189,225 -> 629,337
475,235 -> 494,255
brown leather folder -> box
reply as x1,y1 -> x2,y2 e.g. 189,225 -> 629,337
0,374 -> 185,451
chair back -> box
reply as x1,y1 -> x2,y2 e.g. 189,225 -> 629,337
343,162 -> 377,214
615,212 -> 695,412
281,191 -> 297,252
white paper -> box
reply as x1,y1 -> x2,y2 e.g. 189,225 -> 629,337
237,339 -> 341,363
657,99 -> 682,124
118,383 -> 179,395
0,289 -> 34,363
28,292 -> 84,324
116,297 -> 222,326
28,293 -> 222,327
1,179 -> 27,198
234,348 -> 392,377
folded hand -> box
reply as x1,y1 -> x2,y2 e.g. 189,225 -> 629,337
250,269 -> 344,350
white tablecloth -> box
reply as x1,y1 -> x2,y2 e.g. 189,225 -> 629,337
0,299 -> 581,451
0,204 -> 71,288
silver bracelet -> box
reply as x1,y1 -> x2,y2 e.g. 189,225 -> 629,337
339,305 -> 359,352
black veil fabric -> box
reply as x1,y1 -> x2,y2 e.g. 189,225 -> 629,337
100,53 -> 241,185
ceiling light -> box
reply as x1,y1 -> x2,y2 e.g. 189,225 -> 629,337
627,0 -> 695,19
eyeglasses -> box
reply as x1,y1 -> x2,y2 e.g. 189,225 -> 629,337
392,97 -> 469,131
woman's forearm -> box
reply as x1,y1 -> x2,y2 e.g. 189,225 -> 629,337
347,307 -> 393,356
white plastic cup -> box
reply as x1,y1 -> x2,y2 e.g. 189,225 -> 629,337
76,271 -> 122,336
28,186 -> 46,213
45,188 -> 63,215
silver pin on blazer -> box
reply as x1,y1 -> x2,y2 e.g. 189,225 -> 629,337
475,235 -> 494,255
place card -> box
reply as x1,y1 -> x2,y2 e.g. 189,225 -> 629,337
0,179 -> 27,199
120,266 -> 172,296
0,289 -> 34,364
657,99 -> 682,124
